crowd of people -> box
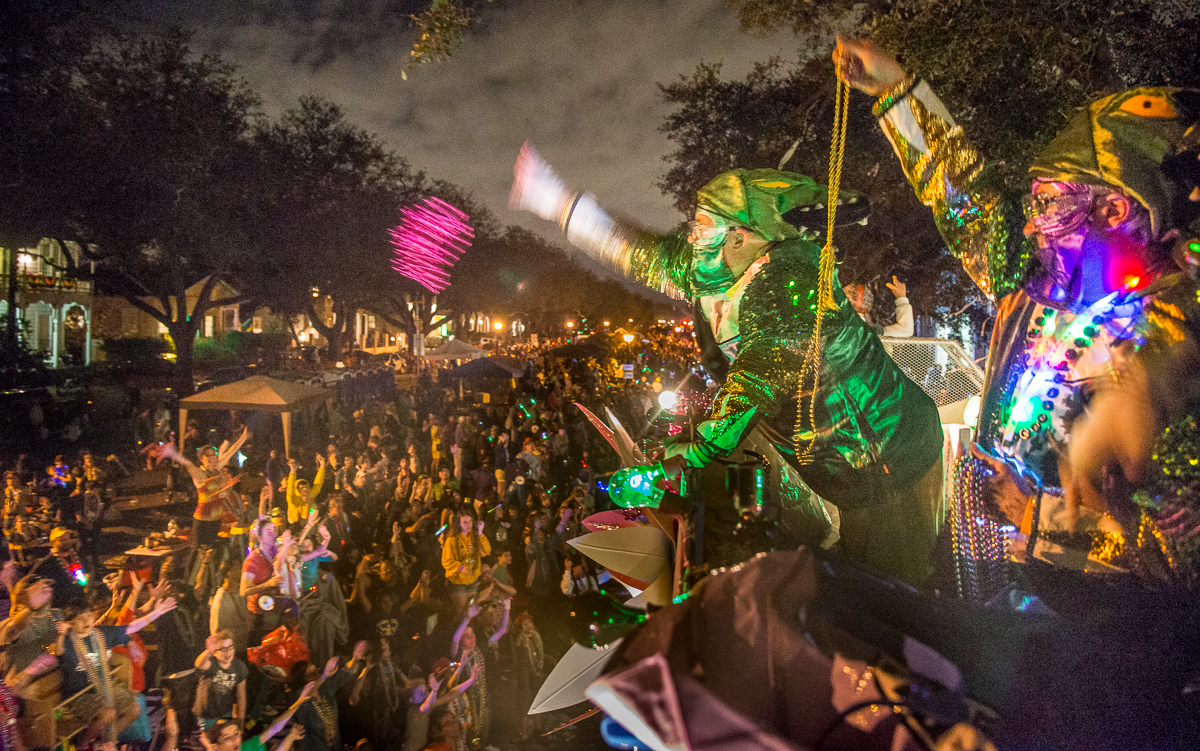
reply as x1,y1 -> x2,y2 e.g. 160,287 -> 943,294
0,332 -> 700,751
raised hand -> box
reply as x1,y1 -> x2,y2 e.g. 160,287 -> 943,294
970,444 -> 1035,526
322,656 -> 339,679
509,141 -> 571,221
833,36 -> 907,97
476,520 -> 485,536
153,596 -> 178,616
885,276 -> 907,299
467,602 -> 482,619
353,640 -> 369,661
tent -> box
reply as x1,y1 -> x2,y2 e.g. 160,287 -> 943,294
444,356 -> 525,384
179,375 -> 329,459
422,338 -> 485,361
549,335 -> 609,360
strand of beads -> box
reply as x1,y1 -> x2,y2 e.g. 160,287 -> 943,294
949,456 -> 1012,603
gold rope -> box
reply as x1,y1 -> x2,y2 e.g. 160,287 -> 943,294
795,78 -> 851,460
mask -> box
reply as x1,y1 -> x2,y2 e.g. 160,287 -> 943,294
688,212 -> 739,296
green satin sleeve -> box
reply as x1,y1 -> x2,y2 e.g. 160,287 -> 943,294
876,80 -> 1033,301
561,192 -> 693,298
619,226 -> 694,299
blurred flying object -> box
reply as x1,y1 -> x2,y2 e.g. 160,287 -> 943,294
389,196 -> 474,293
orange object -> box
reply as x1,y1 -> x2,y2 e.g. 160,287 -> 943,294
247,626 -> 310,676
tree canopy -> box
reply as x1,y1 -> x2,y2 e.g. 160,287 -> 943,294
657,0 -> 1200,324
659,58 -> 976,324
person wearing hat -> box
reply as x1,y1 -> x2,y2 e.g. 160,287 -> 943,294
28,527 -> 87,608
836,37 -> 1200,586
510,145 -> 944,585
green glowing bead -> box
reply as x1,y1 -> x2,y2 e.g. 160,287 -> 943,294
609,463 -> 667,509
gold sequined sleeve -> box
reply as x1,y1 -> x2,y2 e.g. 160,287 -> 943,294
875,80 -> 1029,301
559,192 -> 691,299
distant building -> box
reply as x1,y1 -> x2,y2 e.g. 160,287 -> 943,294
0,241 -> 95,367
92,276 -> 244,349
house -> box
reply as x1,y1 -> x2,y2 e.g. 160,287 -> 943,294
0,240 -> 96,368
92,277 -> 244,350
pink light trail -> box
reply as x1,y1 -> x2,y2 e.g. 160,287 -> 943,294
389,196 -> 474,293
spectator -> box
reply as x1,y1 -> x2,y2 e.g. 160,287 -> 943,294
193,630 -> 248,730
287,642 -> 367,751
422,708 -> 462,751
28,527 -> 87,608
430,466 -> 458,505
843,276 -> 915,337
205,684 -> 313,751
440,511 -> 490,619
210,563 -> 251,654
286,454 -> 326,524
55,588 -> 176,746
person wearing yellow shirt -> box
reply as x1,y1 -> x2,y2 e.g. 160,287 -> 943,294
285,455 -> 325,524
440,510 -> 490,620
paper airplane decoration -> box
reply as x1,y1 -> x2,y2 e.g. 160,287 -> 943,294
528,638 -> 624,715
568,526 -> 672,585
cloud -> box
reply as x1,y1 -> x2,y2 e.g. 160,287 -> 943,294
146,0 -> 803,291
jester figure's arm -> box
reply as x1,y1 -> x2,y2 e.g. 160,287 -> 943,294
510,142 -> 692,298
875,79 -> 1029,301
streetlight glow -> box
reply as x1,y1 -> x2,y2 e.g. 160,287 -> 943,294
566,321 -> 575,328
622,333 -> 634,343
493,321 -> 504,331
658,390 -> 679,410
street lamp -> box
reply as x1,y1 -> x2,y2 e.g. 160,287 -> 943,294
603,320 -> 610,327
622,333 -> 635,344
566,321 -> 575,328
493,321 -> 504,332
657,390 -> 679,410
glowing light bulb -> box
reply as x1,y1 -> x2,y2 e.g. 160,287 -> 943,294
657,390 -> 678,410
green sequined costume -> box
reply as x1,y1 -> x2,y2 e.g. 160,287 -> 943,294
876,79 -> 1200,589
551,170 -> 944,584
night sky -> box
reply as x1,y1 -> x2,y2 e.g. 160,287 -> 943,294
138,0 -> 803,239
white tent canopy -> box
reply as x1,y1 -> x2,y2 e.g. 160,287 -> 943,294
422,338 -> 485,361
179,375 -> 329,459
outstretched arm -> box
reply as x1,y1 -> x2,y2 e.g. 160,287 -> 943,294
159,443 -> 205,485
882,276 -> 914,338
835,37 -> 1028,302
489,599 -> 511,644
258,682 -> 314,745
510,142 -> 692,298
215,427 -> 251,470
126,596 -> 177,635
450,603 -> 481,657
